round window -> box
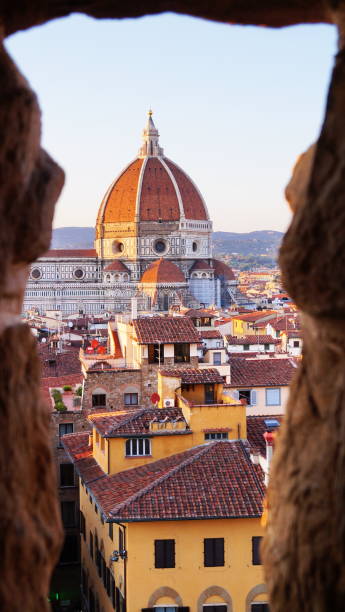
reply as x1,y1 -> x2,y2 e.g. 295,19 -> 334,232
113,240 -> 124,254
74,268 -> 84,279
31,268 -> 41,279
192,241 -> 198,252
154,239 -> 166,254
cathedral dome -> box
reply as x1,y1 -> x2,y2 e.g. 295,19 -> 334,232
212,259 -> 236,281
96,112 -> 209,227
140,259 -> 185,284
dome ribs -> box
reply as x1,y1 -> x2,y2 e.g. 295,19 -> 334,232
102,158 -> 144,223
164,158 -> 208,220
140,158 -> 180,221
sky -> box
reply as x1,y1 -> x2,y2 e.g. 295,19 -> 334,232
6,13 -> 337,233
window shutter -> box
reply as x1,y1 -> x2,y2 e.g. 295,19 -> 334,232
154,540 -> 164,568
111,576 -> 115,609
214,538 -> 224,566
250,390 -> 257,405
204,538 -> 213,566
252,536 -> 262,565
165,539 -> 175,568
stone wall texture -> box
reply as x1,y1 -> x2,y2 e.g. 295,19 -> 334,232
1,1 -> 345,610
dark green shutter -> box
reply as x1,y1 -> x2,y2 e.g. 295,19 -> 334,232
214,538 -> 224,566
165,539 -> 175,568
204,538 -> 213,566
252,536 -> 262,565
154,540 -> 165,568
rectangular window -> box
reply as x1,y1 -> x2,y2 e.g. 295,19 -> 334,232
204,538 -> 224,567
79,510 -> 86,540
92,393 -> 106,407
109,522 -> 113,541
250,605 -> 269,612
59,534 -> 79,564
174,343 -> 190,363
61,501 -> 76,527
252,536 -> 262,565
202,607 -> 227,612
125,438 -> 151,456
148,343 -> 164,364
89,531 -> 94,560
58,422 -> 73,447
265,388 -> 281,406
213,352 -> 221,365
205,432 -> 228,440
119,528 -> 124,552
243,344 -> 250,351
124,392 -> 139,405
154,539 -> 175,568
60,463 -> 75,487
264,344 -> 270,350
293,340 -> 300,347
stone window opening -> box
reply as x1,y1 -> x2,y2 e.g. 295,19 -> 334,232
92,390 -> 107,408
1,4 -> 345,611
174,343 -> 190,363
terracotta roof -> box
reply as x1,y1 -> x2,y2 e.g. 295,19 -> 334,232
247,415 -> 282,456
110,329 -> 123,358
212,259 -> 236,281
184,308 -> 217,318
97,156 -> 208,225
190,260 -> 213,271
133,316 -> 199,344
63,433 -> 105,483
198,330 -> 222,339
103,261 -> 130,272
88,407 -> 188,437
232,310 -> 278,323
229,357 -> 296,387
64,437 -> 264,520
38,345 -> 81,378
140,259 -> 185,284
286,331 -> 303,339
269,315 -> 301,331
42,249 -> 97,258
226,335 -> 279,345
160,367 -> 224,384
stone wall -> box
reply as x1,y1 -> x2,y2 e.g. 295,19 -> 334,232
82,368 -> 143,412
1,1 -> 345,610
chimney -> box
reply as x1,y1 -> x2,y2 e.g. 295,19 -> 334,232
263,430 -> 275,486
131,297 -> 138,320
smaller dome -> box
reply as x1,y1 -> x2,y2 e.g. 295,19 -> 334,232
212,259 -> 236,281
190,260 -> 214,271
140,259 -> 185,284
104,261 -> 130,272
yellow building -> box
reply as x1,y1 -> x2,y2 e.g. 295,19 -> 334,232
63,369 -> 268,612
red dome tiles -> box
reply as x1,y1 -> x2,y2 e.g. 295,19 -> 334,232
140,259 -> 185,284
104,260 -> 130,272
98,156 -> 208,225
100,158 -> 144,224
139,157 -> 180,221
